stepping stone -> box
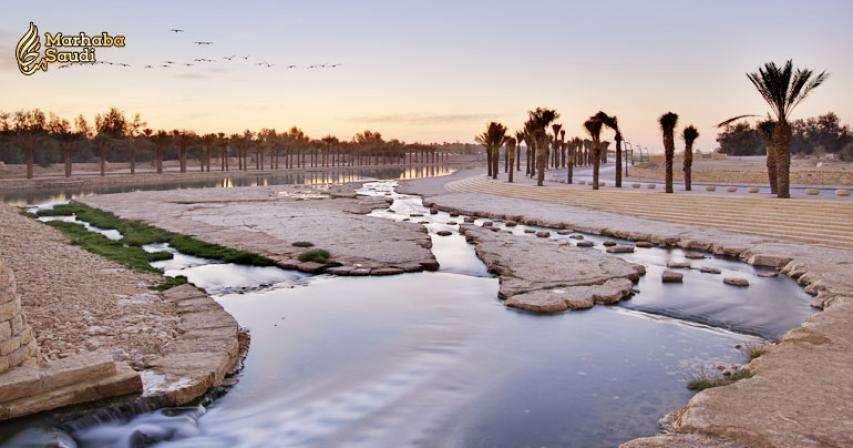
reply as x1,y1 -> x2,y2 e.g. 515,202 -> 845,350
556,230 -> 572,235
505,221 -> 518,227
419,221 -> 429,224
463,217 -> 476,223
636,241 -> 655,248
535,231 -> 551,238
429,208 -> 439,215
569,234 -> 584,240
726,186 -> 738,192
576,240 -> 594,247
662,270 -> 683,283
805,188 -> 819,195
667,261 -> 691,269
632,183 -> 641,188
524,229 -> 536,234
646,184 -> 656,189
603,240 -> 617,247
748,187 -> 760,193
837,189 -> 850,197
578,180 -> 586,185
756,271 -> 778,278
446,221 -> 457,225
410,213 -> 423,217
449,213 -> 460,218
699,266 -> 722,274
606,245 -> 635,254
482,221 -> 493,227
705,185 -> 717,191
436,230 -> 453,236
599,182 -> 607,187
685,253 -> 706,260
724,277 -> 750,287
489,227 -> 500,232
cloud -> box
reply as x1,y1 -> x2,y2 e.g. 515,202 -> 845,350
346,113 -> 501,125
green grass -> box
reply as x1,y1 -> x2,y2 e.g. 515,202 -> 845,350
43,221 -> 182,291
687,368 -> 752,391
291,241 -> 315,248
37,203 -> 275,266
298,249 -> 331,264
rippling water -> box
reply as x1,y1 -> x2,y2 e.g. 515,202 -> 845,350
0,180 -> 814,448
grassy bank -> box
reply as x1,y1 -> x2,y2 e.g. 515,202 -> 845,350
37,203 -> 275,266
32,202 -> 277,290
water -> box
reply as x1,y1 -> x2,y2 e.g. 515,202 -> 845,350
0,179 -> 814,447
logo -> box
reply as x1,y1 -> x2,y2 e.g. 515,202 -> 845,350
15,22 -> 126,76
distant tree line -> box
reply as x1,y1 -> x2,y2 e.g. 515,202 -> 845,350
717,113 -> 852,161
0,108 -> 457,179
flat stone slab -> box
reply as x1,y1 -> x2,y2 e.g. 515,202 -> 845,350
79,183 -> 436,274
460,225 -> 644,313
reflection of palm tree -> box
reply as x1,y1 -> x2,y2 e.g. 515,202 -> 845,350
584,116 -> 603,190
747,60 -> 828,198
659,112 -> 679,193
682,126 -> 699,191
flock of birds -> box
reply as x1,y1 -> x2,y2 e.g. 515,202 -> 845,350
54,28 -> 342,72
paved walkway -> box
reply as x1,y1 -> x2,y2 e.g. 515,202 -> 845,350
447,175 -> 853,250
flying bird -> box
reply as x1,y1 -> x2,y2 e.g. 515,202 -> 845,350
287,65 -> 296,69
307,65 -> 317,69
184,63 -> 194,67
240,55 -> 250,60
161,64 -> 170,68
193,41 -> 214,45
164,60 -> 175,64
118,63 -> 130,67
331,63 -> 342,68
170,28 -> 184,33
144,65 -> 153,69
223,55 -> 236,61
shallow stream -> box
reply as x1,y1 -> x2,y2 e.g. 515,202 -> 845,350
0,179 -> 814,447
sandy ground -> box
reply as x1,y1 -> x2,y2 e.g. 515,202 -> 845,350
402,171 -> 853,448
629,155 -> 853,186
78,183 -> 438,274
0,204 -> 180,368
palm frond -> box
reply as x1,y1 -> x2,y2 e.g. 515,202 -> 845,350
716,114 -> 759,128
658,112 -> 678,131
682,125 -> 699,144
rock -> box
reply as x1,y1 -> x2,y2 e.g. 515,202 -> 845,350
667,261 -> 691,269
523,229 -> 536,234
603,240 -> 617,247
446,221 -> 457,225
632,183 -> 641,188
836,189 -> 850,197
726,186 -> 738,192
505,278 -> 635,313
636,241 -> 655,248
371,267 -> 404,275
748,187 -> 760,193
535,231 -> 550,238
505,221 -> 518,227
705,185 -> 717,191
418,220 -> 429,224
482,221 -> 493,227
699,266 -> 722,274
724,277 -> 750,287
409,213 -> 423,217
757,271 -> 778,278
578,180 -> 586,185
606,245 -> 635,254
569,234 -> 584,240
685,252 -> 706,260
646,184 -> 656,189
746,253 -> 792,268
463,216 -> 475,223
436,230 -> 453,236
662,270 -> 683,283
576,240 -> 594,247
449,213 -> 459,218
429,208 -> 439,215
804,188 -> 819,195
556,230 -> 572,235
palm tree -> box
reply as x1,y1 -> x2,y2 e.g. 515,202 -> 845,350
551,124 -> 562,169
584,116 -> 603,190
747,60 -> 828,198
659,112 -> 679,193
682,126 -> 699,191
526,108 -> 559,186
475,122 -> 508,180
757,119 -> 777,194
514,130 -> 524,172
597,112 -> 624,187
568,137 -> 581,184
559,129 -> 566,167
505,136 -> 517,183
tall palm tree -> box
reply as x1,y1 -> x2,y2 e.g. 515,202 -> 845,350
747,60 -> 828,198
526,108 -> 559,186
514,130 -> 524,172
596,112 -> 623,187
475,122 -> 508,180
568,137 -> 581,183
659,112 -> 679,193
551,124 -> 562,169
757,119 -> 777,194
682,126 -> 699,191
559,129 -> 566,167
584,116 -> 603,190
505,136 -> 517,183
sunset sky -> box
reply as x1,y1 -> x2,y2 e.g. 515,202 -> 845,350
2,0 -> 852,152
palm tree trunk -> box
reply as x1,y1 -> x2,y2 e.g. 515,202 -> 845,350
615,135 -> 623,188
25,144 -> 34,179
766,143 -> 777,194
156,147 -> 163,174
664,135 -> 674,193
99,142 -> 106,176
64,144 -> 72,177
567,144 -> 574,184
130,146 -> 136,175
683,142 -> 693,191
774,121 -> 791,198
536,135 -> 547,186
504,146 -> 509,173
508,145 -> 515,183
492,146 -> 499,179
486,144 -> 492,177
592,139 -> 600,190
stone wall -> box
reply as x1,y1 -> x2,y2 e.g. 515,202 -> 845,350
0,258 -> 37,373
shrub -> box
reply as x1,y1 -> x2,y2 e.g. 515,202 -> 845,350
298,249 -> 330,263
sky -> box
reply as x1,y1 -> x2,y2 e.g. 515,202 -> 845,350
2,0 -> 852,152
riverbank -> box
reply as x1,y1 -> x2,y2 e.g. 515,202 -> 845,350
402,172 -> 853,448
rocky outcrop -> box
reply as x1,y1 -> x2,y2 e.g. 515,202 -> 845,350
0,259 -> 36,373
460,225 -> 644,313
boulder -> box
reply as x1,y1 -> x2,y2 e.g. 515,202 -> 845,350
576,240 -> 594,247
436,230 -> 453,236
535,231 -> 550,238
606,245 -> 635,254
685,252 -> 706,260
662,270 -> 683,283
667,261 -> 692,269
603,240 -> 617,247
699,266 -> 722,274
836,189 -> 850,197
726,186 -> 738,193
724,277 -> 750,287
748,187 -> 760,193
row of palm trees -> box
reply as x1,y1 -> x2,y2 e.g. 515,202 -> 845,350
1,109 -> 454,179
476,60 -> 828,199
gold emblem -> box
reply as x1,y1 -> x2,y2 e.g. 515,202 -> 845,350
16,22 -> 48,76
